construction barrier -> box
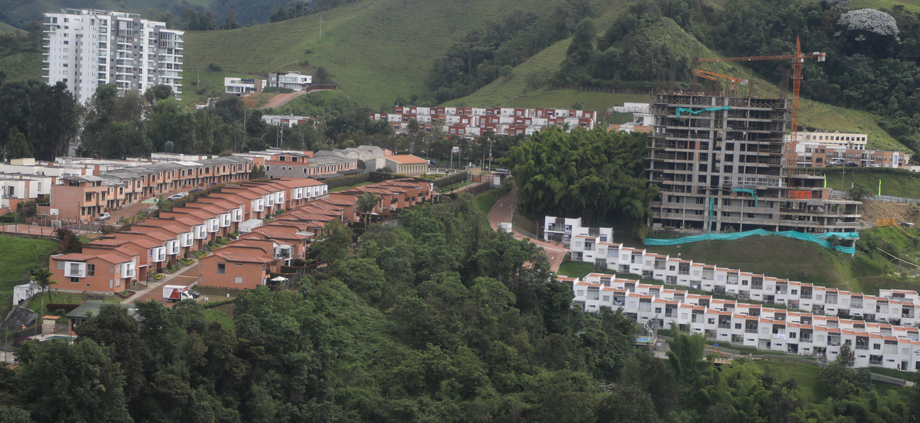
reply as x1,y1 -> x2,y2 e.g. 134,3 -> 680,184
644,229 -> 858,254
787,190 -> 812,199
877,219 -> 897,227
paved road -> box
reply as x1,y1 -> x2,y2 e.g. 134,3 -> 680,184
125,260 -> 200,305
487,190 -> 567,272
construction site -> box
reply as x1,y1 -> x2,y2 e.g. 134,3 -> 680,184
647,40 -> 862,238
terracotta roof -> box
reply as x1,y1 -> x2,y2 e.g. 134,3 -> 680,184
52,253 -> 95,261
387,154 -> 428,164
214,252 -> 275,264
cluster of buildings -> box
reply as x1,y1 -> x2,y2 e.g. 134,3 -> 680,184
240,146 -> 428,178
790,131 -> 911,168
43,9 -> 184,104
369,106 -> 597,138
224,71 -> 313,95
48,177 -> 432,292
543,215 -> 920,369
0,145 -> 433,224
566,271 -> 920,370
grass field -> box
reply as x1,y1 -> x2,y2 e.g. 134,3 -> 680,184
472,189 -> 501,215
825,169 -> 920,199
627,227 -> 920,293
202,303 -> 236,329
743,360 -> 830,402
0,235 -> 60,316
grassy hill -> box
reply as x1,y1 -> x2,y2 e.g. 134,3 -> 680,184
825,169 -> 920,199
183,0 -> 569,108
605,226 -> 920,294
0,235 -> 60,316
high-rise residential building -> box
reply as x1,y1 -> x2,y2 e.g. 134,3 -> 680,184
42,9 -> 183,104
648,93 -> 861,234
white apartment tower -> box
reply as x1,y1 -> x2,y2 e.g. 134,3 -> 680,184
42,9 -> 183,104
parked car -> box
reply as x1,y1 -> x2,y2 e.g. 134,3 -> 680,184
187,288 -> 201,299
870,163 -> 881,168
168,192 -> 188,201
428,160 -> 437,166
96,212 -> 110,221
845,162 -> 859,167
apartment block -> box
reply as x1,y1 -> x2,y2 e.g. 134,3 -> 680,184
370,106 -> 596,139
42,9 -> 183,104
47,156 -> 252,222
648,93 -> 861,234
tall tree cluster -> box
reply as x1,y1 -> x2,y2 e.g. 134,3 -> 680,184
0,80 -> 79,161
504,127 -> 658,237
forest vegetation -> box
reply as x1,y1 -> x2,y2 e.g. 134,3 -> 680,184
0,199 -> 917,422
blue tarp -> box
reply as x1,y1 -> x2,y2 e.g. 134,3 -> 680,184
644,229 -> 858,254
675,106 -> 730,118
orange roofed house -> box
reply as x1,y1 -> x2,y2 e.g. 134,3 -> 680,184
384,155 -> 429,176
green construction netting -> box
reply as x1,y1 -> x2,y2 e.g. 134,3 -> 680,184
675,106 -> 730,118
644,229 -> 858,254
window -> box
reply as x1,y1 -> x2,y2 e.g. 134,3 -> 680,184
735,323 -> 742,329
874,344 -> 881,350
217,263 -> 225,274
57,261 -> 64,270
87,264 -> 95,276
70,263 -> 80,275
235,276 -> 242,284
70,277 -> 79,283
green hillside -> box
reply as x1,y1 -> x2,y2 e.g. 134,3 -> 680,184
622,226 -> 920,294
183,0 -> 568,108
825,169 -> 920,199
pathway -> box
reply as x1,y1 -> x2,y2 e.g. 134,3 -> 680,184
124,259 -> 201,305
487,190 -> 567,272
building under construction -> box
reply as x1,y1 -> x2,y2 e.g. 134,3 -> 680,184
648,92 -> 861,234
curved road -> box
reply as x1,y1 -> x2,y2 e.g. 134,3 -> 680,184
487,190 -> 567,272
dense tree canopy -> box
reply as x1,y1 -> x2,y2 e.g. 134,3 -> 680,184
504,127 -> 657,237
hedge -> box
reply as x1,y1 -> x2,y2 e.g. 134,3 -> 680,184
323,173 -> 370,189
202,299 -> 234,309
46,303 -> 80,314
429,171 -> 469,188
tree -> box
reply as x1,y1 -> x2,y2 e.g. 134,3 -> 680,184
5,128 -> 30,160
29,268 -> 55,315
355,191 -> 382,228
223,9 -> 241,29
19,339 -> 132,422
310,220 -> 353,267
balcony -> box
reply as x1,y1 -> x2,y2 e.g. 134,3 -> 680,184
745,328 -> 758,334
718,323 -> 732,329
855,345 -> 869,351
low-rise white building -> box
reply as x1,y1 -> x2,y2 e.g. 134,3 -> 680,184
225,77 -> 265,95
563,240 -> 920,369
269,72 -> 312,91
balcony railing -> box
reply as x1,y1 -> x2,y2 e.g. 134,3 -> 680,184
718,324 -> 732,329
855,345 -> 869,351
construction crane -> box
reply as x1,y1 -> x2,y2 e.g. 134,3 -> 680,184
695,37 -> 826,146
692,69 -> 747,95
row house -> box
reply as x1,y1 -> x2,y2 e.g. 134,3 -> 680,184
48,156 -> 253,222
49,177 -> 328,293
570,273 -> 920,370
373,106 -> 597,139
340,178 -> 433,216
792,142 -> 910,168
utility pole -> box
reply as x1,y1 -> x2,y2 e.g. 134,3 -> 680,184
319,14 -> 322,38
